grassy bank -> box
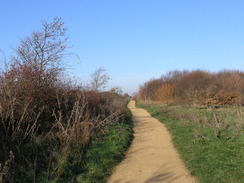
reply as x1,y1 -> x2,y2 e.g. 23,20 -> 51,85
137,102 -> 244,183
76,107 -> 133,183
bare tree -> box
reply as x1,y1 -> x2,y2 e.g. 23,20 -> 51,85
1,17 -> 70,107
12,17 -> 69,83
90,67 -> 110,92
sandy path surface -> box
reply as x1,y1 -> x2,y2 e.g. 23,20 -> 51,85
108,100 -> 197,183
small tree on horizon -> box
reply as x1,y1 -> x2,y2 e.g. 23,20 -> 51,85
90,67 -> 110,92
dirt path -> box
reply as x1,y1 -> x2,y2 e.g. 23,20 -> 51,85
108,100 -> 197,183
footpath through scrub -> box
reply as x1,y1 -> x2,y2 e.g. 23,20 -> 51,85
108,100 -> 198,183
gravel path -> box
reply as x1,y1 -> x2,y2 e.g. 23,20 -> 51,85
108,100 -> 198,183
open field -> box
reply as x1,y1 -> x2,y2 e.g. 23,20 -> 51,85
137,102 -> 244,183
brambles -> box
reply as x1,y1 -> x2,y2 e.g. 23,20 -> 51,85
0,83 -> 128,182
0,151 -> 14,183
0,17 -> 130,182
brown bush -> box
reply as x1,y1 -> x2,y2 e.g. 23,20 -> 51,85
136,69 -> 244,106
156,83 -> 176,104
204,70 -> 243,106
177,70 -> 213,106
139,78 -> 164,102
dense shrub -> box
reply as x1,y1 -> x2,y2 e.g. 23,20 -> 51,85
136,70 -> 244,106
0,79 -> 127,182
0,17 -> 128,182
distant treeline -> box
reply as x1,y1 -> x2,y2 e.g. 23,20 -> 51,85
135,70 -> 244,106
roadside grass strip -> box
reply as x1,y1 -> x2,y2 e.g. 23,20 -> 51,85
137,102 -> 244,183
76,108 -> 133,183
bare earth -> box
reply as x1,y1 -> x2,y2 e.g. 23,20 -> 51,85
108,100 -> 198,183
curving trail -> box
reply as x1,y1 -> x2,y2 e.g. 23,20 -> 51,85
108,100 -> 197,183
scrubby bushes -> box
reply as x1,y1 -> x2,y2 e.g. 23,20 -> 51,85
136,70 -> 244,106
0,18 -> 129,182
0,86 -> 127,182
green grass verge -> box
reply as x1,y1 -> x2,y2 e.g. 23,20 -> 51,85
137,102 -> 244,183
76,108 -> 133,183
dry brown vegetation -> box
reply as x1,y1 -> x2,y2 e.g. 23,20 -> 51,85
0,18 -> 127,182
136,70 -> 244,106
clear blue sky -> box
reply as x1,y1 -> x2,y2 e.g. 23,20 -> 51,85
1,0 -> 244,95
